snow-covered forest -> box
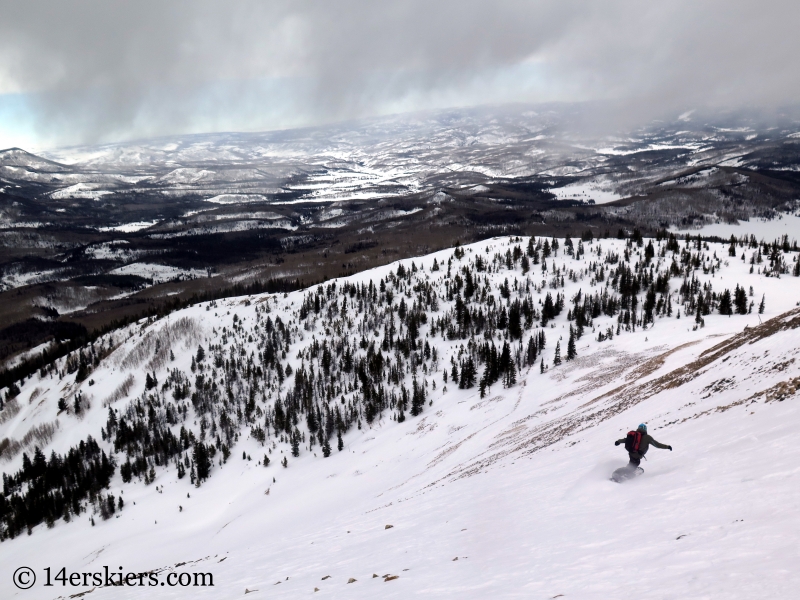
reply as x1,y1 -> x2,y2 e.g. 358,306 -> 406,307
2,231 -> 800,598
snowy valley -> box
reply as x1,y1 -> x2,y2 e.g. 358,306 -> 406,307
3,105 -> 800,373
2,231 -> 800,599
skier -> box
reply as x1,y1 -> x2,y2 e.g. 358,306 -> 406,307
615,423 -> 672,467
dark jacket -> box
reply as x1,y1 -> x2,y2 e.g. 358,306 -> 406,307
616,433 -> 669,457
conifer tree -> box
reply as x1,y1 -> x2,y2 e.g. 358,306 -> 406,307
306,407 -> 319,434
567,326 -> 577,361
411,378 -> 425,416
75,353 -> 90,382
322,435 -> 331,457
759,294 -> 765,314
542,293 -> 556,325
643,285 -> 657,324
734,285 -> 748,315
193,441 -> 211,484
337,431 -> 344,451
499,342 -> 516,387
718,289 -> 733,316
504,358 -> 517,387
526,336 -> 537,366
521,255 -> 530,274
291,430 -> 300,457
464,269 -> 475,298
508,301 -> 522,340
500,341 -> 511,374
553,341 -> 562,366
459,358 -> 476,389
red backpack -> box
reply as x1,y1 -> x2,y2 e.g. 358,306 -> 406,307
624,430 -> 642,453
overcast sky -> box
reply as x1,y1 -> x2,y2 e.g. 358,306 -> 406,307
0,0 -> 798,150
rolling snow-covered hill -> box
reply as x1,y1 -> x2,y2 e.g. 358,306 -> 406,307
2,233 -> 800,599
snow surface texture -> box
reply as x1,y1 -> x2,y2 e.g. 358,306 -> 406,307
2,235 -> 800,599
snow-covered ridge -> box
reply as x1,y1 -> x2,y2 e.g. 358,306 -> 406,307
0,147 -> 70,172
1,234 -> 800,598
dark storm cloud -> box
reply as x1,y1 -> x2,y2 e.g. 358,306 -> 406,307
0,0 -> 798,146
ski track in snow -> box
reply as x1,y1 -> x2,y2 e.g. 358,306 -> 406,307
2,234 -> 800,599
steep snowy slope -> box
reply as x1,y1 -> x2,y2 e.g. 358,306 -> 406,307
2,234 -> 800,599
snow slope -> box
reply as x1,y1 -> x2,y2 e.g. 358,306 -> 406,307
2,235 -> 800,599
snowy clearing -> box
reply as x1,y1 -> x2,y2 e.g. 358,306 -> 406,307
109,263 -> 208,283
671,214 -> 800,241
549,181 -> 623,204
99,221 -> 160,233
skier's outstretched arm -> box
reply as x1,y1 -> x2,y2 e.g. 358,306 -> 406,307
650,438 -> 672,451
614,438 -> 626,446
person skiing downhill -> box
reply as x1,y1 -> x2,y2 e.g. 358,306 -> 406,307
615,423 -> 672,467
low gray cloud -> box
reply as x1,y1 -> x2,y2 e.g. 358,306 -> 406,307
0,0 -> 798,147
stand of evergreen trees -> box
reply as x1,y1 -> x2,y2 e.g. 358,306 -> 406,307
0,437 -> 115,539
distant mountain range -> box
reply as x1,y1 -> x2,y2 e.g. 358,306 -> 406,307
2,104 -> 799,232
